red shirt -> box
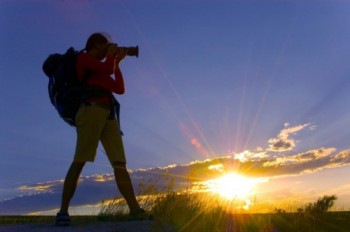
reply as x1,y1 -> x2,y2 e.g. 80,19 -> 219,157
76,52 -> 125,104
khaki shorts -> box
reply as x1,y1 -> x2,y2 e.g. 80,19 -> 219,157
74,105 -> 126,165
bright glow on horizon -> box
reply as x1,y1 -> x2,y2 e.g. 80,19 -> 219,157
204,173 -> 268,202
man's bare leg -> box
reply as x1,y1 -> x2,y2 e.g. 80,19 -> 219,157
59,161 -> 85,213
113,162 -> 141,214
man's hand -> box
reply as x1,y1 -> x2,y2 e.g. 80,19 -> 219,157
115,47 -> 127,64
106,43 -> 118,57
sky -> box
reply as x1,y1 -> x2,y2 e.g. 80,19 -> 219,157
1,0 -> 350,214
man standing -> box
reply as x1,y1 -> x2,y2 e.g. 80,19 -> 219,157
55,33 -> 145,226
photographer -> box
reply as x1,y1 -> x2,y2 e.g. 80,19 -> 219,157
55,33 -> 146,226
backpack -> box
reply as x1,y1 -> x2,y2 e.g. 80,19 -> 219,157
42,47 -> 111,126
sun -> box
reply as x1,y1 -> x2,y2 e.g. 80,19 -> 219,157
205,173 -> 265,201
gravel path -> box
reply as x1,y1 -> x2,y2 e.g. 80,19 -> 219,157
0,220 -> 177,232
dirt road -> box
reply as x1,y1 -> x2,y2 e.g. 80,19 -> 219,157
0,220 -> 177,232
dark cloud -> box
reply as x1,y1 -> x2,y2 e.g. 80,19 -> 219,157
268,123 -> 310,152
268,139 -> 293,151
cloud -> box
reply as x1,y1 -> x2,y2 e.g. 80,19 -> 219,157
233,149 -> 268,162
268,123 -> 310,152
331,150 -> 350,164
264,148 -> 336,167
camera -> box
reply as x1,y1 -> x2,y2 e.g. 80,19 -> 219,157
120,46 -> 139,57
113,44 -> 139,57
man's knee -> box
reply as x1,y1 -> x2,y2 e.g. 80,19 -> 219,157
71,161 -> 86,170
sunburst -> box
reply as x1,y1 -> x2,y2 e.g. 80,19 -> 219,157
205,173 -> 267,201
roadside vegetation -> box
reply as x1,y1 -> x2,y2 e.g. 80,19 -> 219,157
98,191 -> 350,232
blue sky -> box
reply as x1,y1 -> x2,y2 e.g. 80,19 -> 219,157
1,0 -> 350,212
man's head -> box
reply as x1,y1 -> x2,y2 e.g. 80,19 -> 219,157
85,33 -> 111,60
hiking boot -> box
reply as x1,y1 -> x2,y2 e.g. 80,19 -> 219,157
55,211 -> 71,226
128,208 -> 153,221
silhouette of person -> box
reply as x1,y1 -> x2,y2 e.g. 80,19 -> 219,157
55,33 -> 146,226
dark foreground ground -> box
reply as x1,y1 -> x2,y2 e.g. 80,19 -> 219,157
1,213 -> 350,232
0,216 -> 177,232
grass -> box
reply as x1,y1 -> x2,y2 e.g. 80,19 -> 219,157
98,191 -> 350,232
